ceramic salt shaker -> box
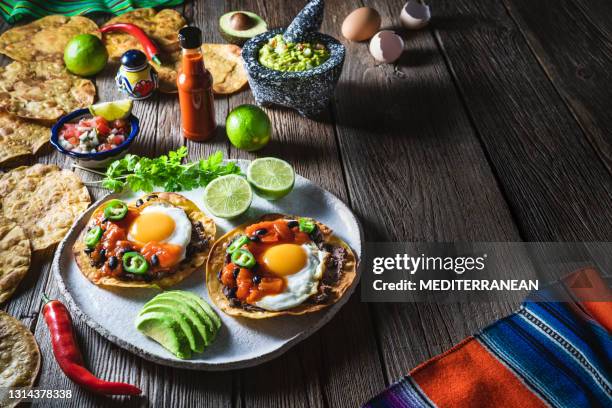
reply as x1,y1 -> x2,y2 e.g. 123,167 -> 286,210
115,49 -> 158,100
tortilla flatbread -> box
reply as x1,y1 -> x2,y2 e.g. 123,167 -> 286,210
0,112 -> 49,165
0,311 -> 40,408
206,214 -> 357,319
0,216 -> 30,305
103,8 -> 186,60
151,44 -> 248,94
0,15 -> 99,63
0,164 -> 91,253
73,192 -> 215,289
0,61 -> 96,122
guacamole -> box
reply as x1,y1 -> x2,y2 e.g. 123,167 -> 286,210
259,34 -> 330,72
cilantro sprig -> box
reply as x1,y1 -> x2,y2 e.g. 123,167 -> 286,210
100,146 -> 241,193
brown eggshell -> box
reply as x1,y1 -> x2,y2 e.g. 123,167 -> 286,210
341,7 -> 381,42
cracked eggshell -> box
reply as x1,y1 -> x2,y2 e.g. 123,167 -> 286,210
341,7 -> 381,42
400,0 -> 431,30
369,31 -> 404,63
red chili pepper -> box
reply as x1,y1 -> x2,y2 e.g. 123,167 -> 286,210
101,23 -> 162,65
41,294 -> 142,396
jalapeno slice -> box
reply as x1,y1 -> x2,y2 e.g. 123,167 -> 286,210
122,252 -> 149,274
298,218 -> 316,233
231,248 -> 256,269
226,235 -> 250,254
103,199 -> 128,221
85,226 -> 103,248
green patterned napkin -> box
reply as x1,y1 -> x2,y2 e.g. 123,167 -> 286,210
0,0 -> 183,23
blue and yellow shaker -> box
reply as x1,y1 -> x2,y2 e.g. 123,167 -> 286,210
115,49 -> 158,100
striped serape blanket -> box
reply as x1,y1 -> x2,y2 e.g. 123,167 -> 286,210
0,0 -> 183,23
364,268 -> 612,408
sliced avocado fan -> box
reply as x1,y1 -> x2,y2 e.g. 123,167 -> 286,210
136,291 -> 221,359
135,311 -> 192,359
219,11 -> 267,45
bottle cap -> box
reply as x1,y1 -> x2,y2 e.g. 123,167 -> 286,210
120,49 -> 147,69
178,26 -> 202,49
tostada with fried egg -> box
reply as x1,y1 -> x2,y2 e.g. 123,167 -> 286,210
206,214 -> 357,318
73,192 -> 215,288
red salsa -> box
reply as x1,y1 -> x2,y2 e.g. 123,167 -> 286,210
59,116 -> 130,153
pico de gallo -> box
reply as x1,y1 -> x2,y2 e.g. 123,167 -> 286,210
59,116 -> 130,154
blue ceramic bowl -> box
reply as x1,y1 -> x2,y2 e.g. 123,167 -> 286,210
51,109 -> 139,168
242,29 -> 345,118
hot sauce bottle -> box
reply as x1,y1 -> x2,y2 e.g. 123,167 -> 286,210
177,27 -> 216,141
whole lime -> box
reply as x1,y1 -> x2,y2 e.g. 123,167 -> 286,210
226,104 -> 271,151
64,34 -> 108,77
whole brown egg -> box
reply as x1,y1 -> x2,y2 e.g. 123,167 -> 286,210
341,7 -> 382,42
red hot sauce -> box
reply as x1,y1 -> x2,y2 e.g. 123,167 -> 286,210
177,26 -> 216,141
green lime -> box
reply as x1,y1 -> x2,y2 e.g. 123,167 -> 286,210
64,34 -> 108,77
203,175 -> 253,218
89,99 -> 133,121
226,104 -> 271,151
247,157 -> 295,200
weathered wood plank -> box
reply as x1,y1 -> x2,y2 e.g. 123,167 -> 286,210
501,0 -> 612,172
434,0 -> 612,241
329,0 -> 522,384
225,0 -> 387,407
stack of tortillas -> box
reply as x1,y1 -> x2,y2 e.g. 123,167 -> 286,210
0,311 -> 40,408
0,164 -> 91,303
0,15 -> 99,164
102,8 -> 248,94
0,15 -> 101,165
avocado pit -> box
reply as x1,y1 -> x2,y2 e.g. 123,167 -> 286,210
230,12 -> 254,31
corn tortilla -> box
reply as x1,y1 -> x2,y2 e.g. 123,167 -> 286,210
0,164 -> 91,253
0,216 -> 30,305
206,214 -> 357,319
73,192 -> 215,289
0,311 -> 40,408
0,15 -> 100,63
0,112 -> 49,166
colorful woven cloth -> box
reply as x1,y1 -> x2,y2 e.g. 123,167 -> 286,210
0,0 -> 183,23
364,268 -> 612,408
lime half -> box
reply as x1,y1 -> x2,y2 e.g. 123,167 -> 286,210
89,99 -> 133,121
203,175 -> 253,218
247,157 -> 295,200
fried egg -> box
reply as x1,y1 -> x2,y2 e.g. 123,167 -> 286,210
127,203 -> 192,264
254,242 -> 328,311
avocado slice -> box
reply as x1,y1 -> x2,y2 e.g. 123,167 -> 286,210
139,303 -> 204,354
150,294 -> 214,346
219,11 -> 267,45
135,311 -> 192,359
164,290 -> 221,331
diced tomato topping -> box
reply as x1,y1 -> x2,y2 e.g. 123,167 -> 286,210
221,263 -> 237,287
112,119 -> 128,131
109,135 -> 124,145
235,268 -> 253,300
273,222 -> 293,241
141,242 -> 183,268
246,277 -> 285,303
97,143 -> 114,152
89,116 -> 110,136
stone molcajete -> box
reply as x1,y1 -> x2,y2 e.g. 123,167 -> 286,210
242,0 -> 345,118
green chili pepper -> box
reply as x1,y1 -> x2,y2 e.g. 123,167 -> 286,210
122,252 -> 149,274
85,226 -> 103,248
103,199 -> 128,221
231,249 -> 256,269
226,235 -> 250,254
298,218 -> 316,233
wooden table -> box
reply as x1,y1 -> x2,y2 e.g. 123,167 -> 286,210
2,0 -> 611,406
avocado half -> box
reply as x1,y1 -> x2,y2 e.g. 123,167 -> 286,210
219,11 -> 267,46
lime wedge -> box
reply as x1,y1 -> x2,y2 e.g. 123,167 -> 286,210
203,175 -> 253,218
247,157 -> 295,200
88,99 -> 133,121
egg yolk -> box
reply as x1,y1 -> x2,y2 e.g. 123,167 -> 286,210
262,244 -> 307,277
128,212 -> 175,245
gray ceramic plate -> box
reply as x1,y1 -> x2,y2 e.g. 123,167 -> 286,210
52,161 -> 362,370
